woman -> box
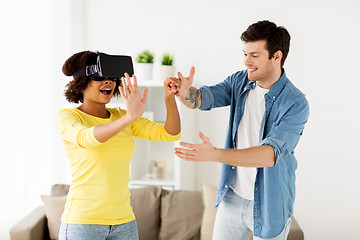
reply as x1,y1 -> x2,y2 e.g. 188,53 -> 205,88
57,51 -> 180,240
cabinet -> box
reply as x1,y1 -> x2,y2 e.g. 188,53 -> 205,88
108,80 -> 197,190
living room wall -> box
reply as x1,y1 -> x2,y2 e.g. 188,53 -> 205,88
1,0 -> 359,239
75,0 -> 360,239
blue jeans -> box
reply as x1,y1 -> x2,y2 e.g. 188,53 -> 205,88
212,188 -> 291,240
58,220 -> 139,240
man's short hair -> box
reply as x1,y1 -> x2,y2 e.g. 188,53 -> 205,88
241,20 -> 290,67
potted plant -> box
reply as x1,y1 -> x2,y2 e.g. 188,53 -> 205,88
160,53 -> 176,80
135,50 -> 154,80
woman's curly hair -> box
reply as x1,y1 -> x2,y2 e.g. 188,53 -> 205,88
62,50 -> 121,103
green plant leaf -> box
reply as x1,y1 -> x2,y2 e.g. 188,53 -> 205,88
136,50 -> 154,63
161,53 -> 174,65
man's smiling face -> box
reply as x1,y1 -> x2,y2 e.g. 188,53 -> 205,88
243,40 -> 281,88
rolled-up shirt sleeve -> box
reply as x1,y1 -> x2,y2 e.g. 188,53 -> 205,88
56,110 -> 102,148
200,74 -> 234,110
199,86 -> 215,110
260,97 -> 310,165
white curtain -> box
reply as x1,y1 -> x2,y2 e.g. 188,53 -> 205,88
0,0 -> 76,238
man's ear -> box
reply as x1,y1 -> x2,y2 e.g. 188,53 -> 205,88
273,50 -> 283,63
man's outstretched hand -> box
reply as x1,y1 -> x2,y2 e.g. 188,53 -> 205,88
174,130 -> 217,162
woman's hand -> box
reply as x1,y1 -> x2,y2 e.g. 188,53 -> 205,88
163,67 -> 195,100
92,73 -> 147,143
119,73 -> 148,122
164,67 -> 201,109
164,77 -> 179,99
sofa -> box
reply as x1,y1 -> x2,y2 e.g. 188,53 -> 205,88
10,183 -> 304,240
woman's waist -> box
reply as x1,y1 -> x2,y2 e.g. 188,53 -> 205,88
62,196 -> 135,225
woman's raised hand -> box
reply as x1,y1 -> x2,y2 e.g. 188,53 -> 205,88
163,67 -> 195,100
164,77 -> 179,99
119,73 -> 148,122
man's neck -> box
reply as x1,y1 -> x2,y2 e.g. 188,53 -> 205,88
257,68 -> 282,89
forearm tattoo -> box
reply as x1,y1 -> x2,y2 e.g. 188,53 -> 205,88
185,88 -> 200,109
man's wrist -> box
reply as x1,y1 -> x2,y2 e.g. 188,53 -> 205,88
185,87 -> 201,109
213,147 -> 222,163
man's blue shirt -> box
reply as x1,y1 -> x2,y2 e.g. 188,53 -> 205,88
199,69 -> 309,238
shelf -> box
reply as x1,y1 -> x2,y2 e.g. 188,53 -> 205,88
138,80 -> 164,87
127,78 -> 197,190
130,177 -> 175,188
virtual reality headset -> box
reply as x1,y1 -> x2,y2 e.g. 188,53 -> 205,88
72,53 -> 134,80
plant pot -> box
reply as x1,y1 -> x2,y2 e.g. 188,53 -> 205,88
135,63 -> 154,81
160,65 -> 176,81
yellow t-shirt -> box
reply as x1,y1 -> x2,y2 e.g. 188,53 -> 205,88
56,107 -> 180,225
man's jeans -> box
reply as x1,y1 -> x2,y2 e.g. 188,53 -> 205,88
213,188 -> 291,240
58,220 -> 139,240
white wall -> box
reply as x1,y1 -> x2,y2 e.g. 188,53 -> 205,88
0,1 -> 75,239
82,0 -> 360,239
82,1 -> 360,239
3,0 -> 359,239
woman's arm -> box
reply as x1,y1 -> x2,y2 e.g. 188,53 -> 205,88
163,78 -> 181,135
94,73 -> 148,143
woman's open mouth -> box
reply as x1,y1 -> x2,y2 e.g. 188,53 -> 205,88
100,88 -> 112,96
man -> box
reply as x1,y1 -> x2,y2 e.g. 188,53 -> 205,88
169,20 -> 309,239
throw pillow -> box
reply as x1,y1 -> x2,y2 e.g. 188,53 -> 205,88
159,189 -> 203,240
41,195 -> 67,240
51,184 -> 70,196
130,186 -> 162,240
200,183 -> 218,240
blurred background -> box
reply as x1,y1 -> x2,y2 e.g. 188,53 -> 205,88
1,0 -> 359,239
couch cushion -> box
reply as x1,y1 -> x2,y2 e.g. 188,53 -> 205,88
130,186 -> 162,240
41,186 -> 161,240
159,189 -> 203,240
51,184 -> 69,196
41,195 -> 67,240
286,217 -> 304,240
200,183 -> 218,240
9,206 -> 49,240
